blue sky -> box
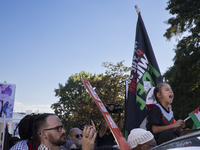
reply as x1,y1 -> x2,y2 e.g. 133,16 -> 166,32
0,0 -> 176,113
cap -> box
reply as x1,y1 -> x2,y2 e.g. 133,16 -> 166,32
127,128 -> 154,148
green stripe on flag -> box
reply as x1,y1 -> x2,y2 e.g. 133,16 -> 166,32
189,112 -> 200,129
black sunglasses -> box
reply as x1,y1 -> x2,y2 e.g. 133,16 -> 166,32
71,134 -> 83,138
43,125 -> 64,132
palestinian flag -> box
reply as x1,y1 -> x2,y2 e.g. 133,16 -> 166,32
189,108 -> 200,129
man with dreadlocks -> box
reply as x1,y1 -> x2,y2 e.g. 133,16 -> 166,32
10,113 -> 40,150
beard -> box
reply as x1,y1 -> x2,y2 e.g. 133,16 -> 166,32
48,133 -> 67,146
76,139 -> 82,147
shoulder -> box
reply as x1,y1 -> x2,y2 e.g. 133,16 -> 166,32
10,140 -> 29,150
148,103 -> 162,119
149,103 -> 161,112
63,140 -> 75,149
60,145 -> 68,150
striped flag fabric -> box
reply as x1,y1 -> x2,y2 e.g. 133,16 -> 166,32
189,108 -> 200,129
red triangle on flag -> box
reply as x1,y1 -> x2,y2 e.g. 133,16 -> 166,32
192,108 -> 200,114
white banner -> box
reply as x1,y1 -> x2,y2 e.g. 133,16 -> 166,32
0,82 -> 16,124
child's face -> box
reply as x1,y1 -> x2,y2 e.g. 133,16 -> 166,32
159,84 -> 173,104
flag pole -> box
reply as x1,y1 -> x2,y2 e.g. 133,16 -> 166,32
184,116 -> 191,122
2,114 -> 6,150
134,5 -> 140,15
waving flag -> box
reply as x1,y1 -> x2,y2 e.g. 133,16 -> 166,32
189,108 -> 200,129
124,12 -> 163,137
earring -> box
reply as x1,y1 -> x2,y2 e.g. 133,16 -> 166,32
43,134 -> 47,139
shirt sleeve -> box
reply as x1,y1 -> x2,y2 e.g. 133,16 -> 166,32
148,104 -> 162,126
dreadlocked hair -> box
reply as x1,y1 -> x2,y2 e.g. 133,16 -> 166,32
14,113 -> 39,140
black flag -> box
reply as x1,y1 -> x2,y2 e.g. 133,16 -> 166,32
124,12 -> 163,138
3,124 -> 10,150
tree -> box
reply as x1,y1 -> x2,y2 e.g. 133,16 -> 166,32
51,71 -> 103,133
51,61 -> 130,133
90,61 -> 130,122
163,0 -> 200,128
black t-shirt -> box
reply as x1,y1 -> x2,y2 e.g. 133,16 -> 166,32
146,103 -> 175,142
96,132 -> 115,147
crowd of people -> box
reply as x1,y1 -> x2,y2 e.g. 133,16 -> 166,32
7,82 -> 185,150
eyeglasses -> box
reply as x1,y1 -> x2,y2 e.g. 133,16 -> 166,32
43,125 -> 64,132
71,134 -> 83,138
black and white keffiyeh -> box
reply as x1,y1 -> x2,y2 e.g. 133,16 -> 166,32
10,140 -> 29,150
38,143 -> 67,150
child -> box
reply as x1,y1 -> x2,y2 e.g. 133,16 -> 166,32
146,83 -> 185,145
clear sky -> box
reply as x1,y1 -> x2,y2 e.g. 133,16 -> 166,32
0,0 -> 176,113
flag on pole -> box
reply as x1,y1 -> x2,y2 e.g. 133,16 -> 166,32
124,12 -> 163,137
189,108 -> 200,129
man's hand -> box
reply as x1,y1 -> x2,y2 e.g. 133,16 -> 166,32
82,125 -> 97,150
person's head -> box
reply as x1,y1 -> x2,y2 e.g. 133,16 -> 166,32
127,128 -> 156,150
68,127 -> 82,147
99,122 -> 110,133
16,114 -> 39,141
33,113 -> 66,148
154,83 -> 173,105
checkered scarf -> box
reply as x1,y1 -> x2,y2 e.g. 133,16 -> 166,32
10,140 -> 29,150
38,143 -> 67,150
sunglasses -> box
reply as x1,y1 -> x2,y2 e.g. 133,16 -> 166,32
71,134 -> 83,138
43,125 -> 64,132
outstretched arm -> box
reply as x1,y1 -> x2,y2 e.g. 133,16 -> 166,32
99,121 -> 108,137
99,105 -> 114,137
118,113 -> 123,131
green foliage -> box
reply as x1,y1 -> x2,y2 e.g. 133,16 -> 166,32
163,0 -> 200,128
51,61 -> 130,134
90,61 -> 130,122
163,38 -> 200,126
164,0 -> 200,40
51,71 -> 103,133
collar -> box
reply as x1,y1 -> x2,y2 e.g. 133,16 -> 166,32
38,143 -> 50,150
157,102 -> 170,113
38,143 -> 67,150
